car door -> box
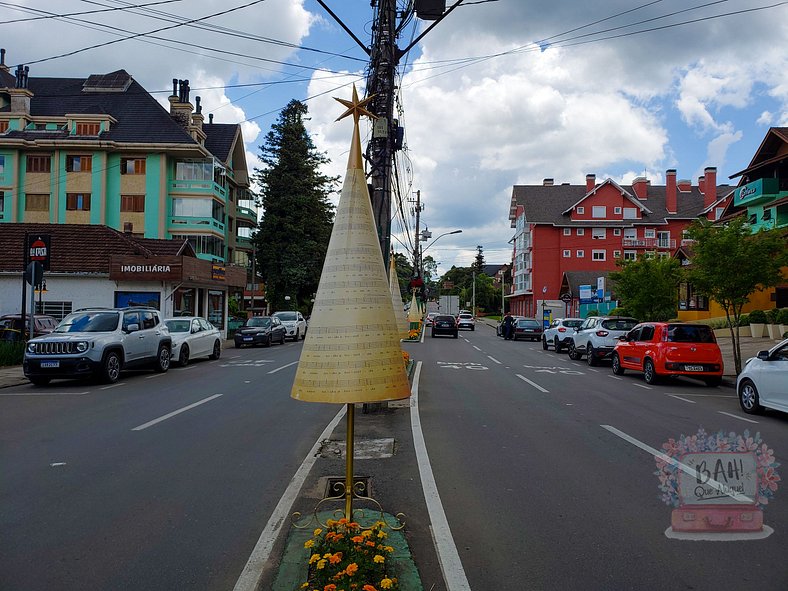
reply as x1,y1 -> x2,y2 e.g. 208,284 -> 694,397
634,324 -> 656,368
618,326 -> 641,369
198,319 -> 216,356
188,318 -> 206,357
577,318 -> 596,351
122,311 -> 145,362
759,342 -> 788,410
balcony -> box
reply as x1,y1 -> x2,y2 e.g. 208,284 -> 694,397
236,205 -> 257,223
622,238 -> 676,249
168,216 -> 225,234
170,179 -> 227,201
235,235 -> 253,249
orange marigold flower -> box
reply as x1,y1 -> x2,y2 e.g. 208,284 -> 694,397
324,585 -> 337,591
348,522 -> 360,529
338,518 -> 348,525
363,585 -> 378,591
329,552 -> 343,565
366,541 -> 376,547
345,563 -> 359,576
351,535 -> 364,544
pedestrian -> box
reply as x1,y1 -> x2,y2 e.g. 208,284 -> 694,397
503,314 -> 514,340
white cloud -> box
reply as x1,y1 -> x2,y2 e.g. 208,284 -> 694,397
757,111 -> 774,126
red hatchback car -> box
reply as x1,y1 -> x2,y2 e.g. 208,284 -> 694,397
612,322 -> 723,386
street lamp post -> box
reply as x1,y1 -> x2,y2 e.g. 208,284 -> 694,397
420,229 -> 462,274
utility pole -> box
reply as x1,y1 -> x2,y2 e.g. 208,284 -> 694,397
412,190 -> 423,275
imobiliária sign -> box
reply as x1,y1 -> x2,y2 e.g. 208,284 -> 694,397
109,257 -> 183,282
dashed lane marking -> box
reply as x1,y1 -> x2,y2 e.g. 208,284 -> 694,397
668,394 -> 696,404
718,411 -> 758,424
516,374 -> 549,393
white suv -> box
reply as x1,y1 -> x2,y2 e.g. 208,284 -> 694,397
272,310 -> 307,341
23,307 -> 172,385
457,313 -> 475,331
567,316 -> 639,366
542,318 -> 583,352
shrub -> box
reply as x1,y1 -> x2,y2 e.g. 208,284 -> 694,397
766,308 -> 780,324
0,341 -> 25,367
585,309 -> 599,317
738,314 -> 749,327
609,307 -> 628,317
748,309 -> 767,324
778,308 -> 788,325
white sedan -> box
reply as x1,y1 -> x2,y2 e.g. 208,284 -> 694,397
737,338 -> 788,414
164,317 -> 222,365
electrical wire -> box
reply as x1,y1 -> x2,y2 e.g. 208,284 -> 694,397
0,0 -> 185,24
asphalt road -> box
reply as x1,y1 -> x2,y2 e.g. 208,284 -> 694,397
2,326 -> 786,590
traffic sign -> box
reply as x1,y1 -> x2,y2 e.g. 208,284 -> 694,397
560,293 -> 572,303
25,261 -> 44,287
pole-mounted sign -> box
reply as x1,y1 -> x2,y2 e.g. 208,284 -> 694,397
26,234 -> 51,270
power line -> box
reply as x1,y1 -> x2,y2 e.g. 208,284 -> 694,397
0,0 -> 185,24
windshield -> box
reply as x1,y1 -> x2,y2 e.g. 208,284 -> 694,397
165,319 -> 191,333
274,312 -> 297,321
601,318 -> 638,331
55,312 -> 119,333
246,318 -> 271,328
518,319 -> 540,328
563,320 -> 583,328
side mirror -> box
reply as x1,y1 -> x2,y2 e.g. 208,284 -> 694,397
125,323 -> 140,333
757,350 -> 770,361
618,335 -> 628,342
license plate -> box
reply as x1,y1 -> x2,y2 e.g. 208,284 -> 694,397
685,365 -> 704,372
41,361 -> 60,368
243,337 -> 253,341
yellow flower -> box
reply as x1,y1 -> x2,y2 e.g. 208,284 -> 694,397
304,539 -> 315,549
324,553 -> 332,559
373,554 -> 385,564
384,546 -> 394,553
361,530 -> 373,538
317,559 -> 327,570
314,528 -> 323,536
377,530 -> 387,539
326,519 -> 336,527
301,584 -> 309,589
345,563 -> 359,576
380,580 -> 393,590
309,554 -> 321,565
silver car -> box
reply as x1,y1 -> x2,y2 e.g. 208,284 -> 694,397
164,317 -> 222,365
457,313 -> 475,331
737,338 -> 788,414
272,311 -> 307,341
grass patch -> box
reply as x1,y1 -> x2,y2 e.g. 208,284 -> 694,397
0,341 -> 25,367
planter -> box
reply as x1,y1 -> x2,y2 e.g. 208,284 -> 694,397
737,326 -> 751,338
713,328 -> 730,339
749,323 -> 765,338
767,324 -> 780,339
780,325 -> 788,339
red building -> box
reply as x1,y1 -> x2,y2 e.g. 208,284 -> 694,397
507,168 -> 732,318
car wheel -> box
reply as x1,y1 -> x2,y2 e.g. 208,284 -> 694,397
29,376 -> 50,386
587,345 -> 598,366
554,337 -> 562,353
155,345 -> 171,373
568,342 -> 581,360
471,326 -> 475,331
612,353 -> 625,375
292,329 -> 299,342
263,335 -> 272,348
280,332 -> 286,345
738,379 -> 763,414
643,358 -> 658,384
101,351 -> 122,383
178,344 -> 190,366
209,340 -> 221,360
453,332 -> 458,339
542,336 -> 548,350
431,330 -> 436,338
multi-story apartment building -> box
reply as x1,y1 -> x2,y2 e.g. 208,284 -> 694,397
507,168 -> 732,318
0,51 -> 257,268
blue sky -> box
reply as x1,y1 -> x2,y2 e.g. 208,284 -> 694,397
3,0 -> 787,274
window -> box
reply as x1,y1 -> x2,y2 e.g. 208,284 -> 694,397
576,250 -> 585,258
563,250 -> 571,258
576,207 -> 585,214
576,228 -> 585,236
0,191 -> 4,213
563,228 -> 571,236
26,155 -> 51,173
623,207 -> 638,219
175,159 -> 212,181
66,193 -> 91,211
66,155 -> 92,172
592,228 -> 606,240
613,250 -> 621,258
592,206 -> 606,218
120,195 -> 145,212
614,207 -> 622,214
623,250 -> 637,261
25,194 -> 49,211
657,231 -> 670,248
644,228 -> 656,238
0,155 -> 4,174
121,158 -> 146,175
75,122 -> 101,135
715,207 -> 725,220
624,228 -> 637,240
613,228 -> 621,236
592,250 -> 606,261
639,325 -> 655,341
0,121 -> 8,133
172,197 -> 224,222
141,311 -> 158,330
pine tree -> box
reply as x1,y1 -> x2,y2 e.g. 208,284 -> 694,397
252,100 -> 338,312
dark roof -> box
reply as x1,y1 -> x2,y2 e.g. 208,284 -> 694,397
561,270 -> 612,298
3,73 -> 197,145
481,264 -> 506,276
0,66 -> 14,89
204,123 -> 239,162
730,127 -> 788,179
0,224 -> 194,273
511,182 -> 727,227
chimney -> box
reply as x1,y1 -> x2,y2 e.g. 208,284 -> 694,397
209,114 -> 214,124
665,169 -> 677,214
677,178 -> 691,191
703,166 -> 717,208
168,78 -> 193,129
586,173 -> 596,193
9,63 -> 32,114
632,176 -> 649,199
0,48 -> 8,73
698,175 -> 705,195
543,178 -> 554,186
123,222 -> 133,233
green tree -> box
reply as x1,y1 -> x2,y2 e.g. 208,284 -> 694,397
392,251 -> 413,304
252,100 -> 337,312
609,256 -> 682,322
422,255 -> 439,300
687,218 -> 788,373
473,245 -> 485,274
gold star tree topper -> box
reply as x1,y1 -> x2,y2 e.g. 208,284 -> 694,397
334,85 -> 376,170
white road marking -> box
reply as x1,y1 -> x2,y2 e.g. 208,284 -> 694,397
268,361 -> 299,374
516,374 -> 549,393
144,373 -> 165,380
600,425 -> 753,504
175,365 -> 195,371
0,391 -> 90,396
100,383 -> 125,390
587,367 -> 599,373
463,338 -> 470,343
633,383 -> 652,390
410,362 -> 472,591
472,345 -> 481,351
233,406 -> 346,591
487,356 -> 501,365
668,395 -> 696,404
608,375 -> 623,381
718,411 -> 759,424
50,462 -> 67,467
131,394 -> 223,431
665,393 -> 736,399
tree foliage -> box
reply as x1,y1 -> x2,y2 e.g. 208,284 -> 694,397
686,217 -> 787,373
392,252 -> 414,303
609,256 -> 683,322
252,100 -> 338,312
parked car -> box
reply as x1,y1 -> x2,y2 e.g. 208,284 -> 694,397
234,316 -> 287,348
497,316 -> 523,337
737,338 -> 788,414
23,307 -> 171,385
431,314 -> 458,338
272,310 -> 307,341
512,317 -> 543,341
542,318 -> 583,352
568,316 -> 639,365
164,317 -> 222,365
425,312 -> 439,326
611,322 -> 723,386
457,313 -> 475,331
0,313 -> 59,341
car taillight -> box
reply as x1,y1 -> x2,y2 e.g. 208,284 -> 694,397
558,327 -> 566,332
596,330 -> 609,337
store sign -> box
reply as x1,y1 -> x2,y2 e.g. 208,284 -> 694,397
734,178 -> 778,206
211,264 -> 226,281
26,234 -> 51,270
110,257 -> 183,281
579,284 -> 594,304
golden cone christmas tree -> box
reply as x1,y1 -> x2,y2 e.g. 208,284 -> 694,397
389,255 -> 409,339
407,290 -> 422,324
291,86 -> 411,404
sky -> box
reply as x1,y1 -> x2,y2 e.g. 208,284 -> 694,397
2,0 -> 787,276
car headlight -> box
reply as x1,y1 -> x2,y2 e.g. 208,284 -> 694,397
76,341 -> 89,353
27,342 -> 36,353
